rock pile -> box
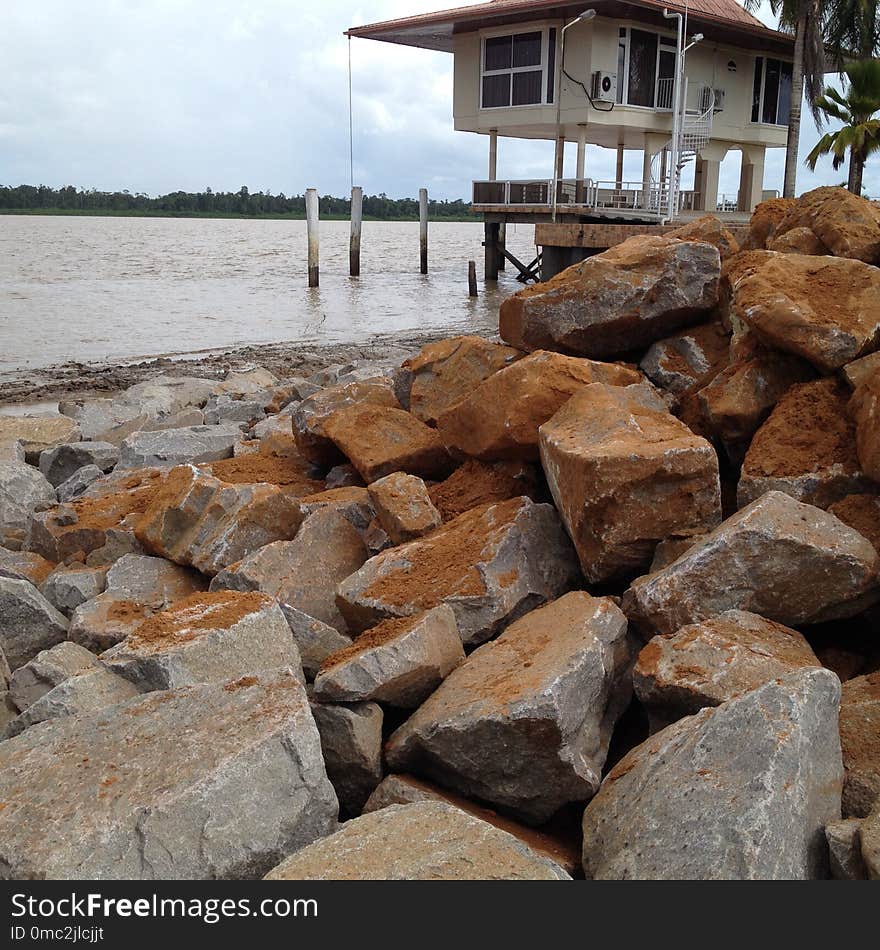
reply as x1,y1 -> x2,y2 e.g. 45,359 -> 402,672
1,187 -> 879,880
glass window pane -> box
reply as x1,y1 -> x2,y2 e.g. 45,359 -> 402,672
485,35 -> 512,71
617,40 -> 626,103
777,60 -> 793,126
512,32 -> 542,68
763,58 -> 780,123
482,73 -> 510,108
752,56 -> 763,122
512,70 -> 542,105
546,29 -> 556,103
628,29 -> 658,107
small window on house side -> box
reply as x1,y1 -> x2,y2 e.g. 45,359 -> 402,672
752,56 -> 793,125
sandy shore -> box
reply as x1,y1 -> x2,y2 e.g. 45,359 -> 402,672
0,330 -> 488,408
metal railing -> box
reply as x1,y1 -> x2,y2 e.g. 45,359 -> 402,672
474,178 -> 676,217
473,180 -> 553,206
656,77 -> 675,110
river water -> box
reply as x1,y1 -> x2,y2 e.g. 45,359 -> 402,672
0,215 -> 537,374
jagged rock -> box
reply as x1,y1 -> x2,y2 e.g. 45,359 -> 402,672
280,605 -> 352,680
499,236 -> 720,358
0,577 -> 69,671
9,641 -> 100,712
0,461 -> 56,550
738,378 -> 871,509
667,214 -> 740,260
851,374 -> 880,483
56,464 -> 104,502
768,226 -> 829,255
582,669 -> 843,879
403,336 -> 523,425
117,424 -> 243,469
214,366 -> 278,397
96,409 -> 207,447
649,536 -> 700,571
211,508 -> 367,631
67,596 -> 152,653
772,185 -> 880,264
367,472 -> 441,544
38,441 -> 119,488
207,450 -> 323,494
203,394 -> 267,426
634,610 -> 821,730
293,377 -> 400,466
839,672 -> 880,818
103,591 -> 302,690
362,774 -> 581,875
861,804 -> 880,878
830,494 -> 880,553
385,592 -> 633,822
0,415 -> 80,464
0,549 -> 55,587
0,439 -> 25,463
266,377 -> 320,412
363,518 -> 392,554
639,320 -> 730,395
429,459 -> 539,521
826,818 -> 868,880
843,351 -> 880,391
624,491 -> 880,635
309,696 -> 383,814
539,383 -> 720,583
134,466 -> 304,576
325,463 -> 364,488
337,497 -> 580,646
741,196 -> 796,250
0,671 -> 338,879
436,350 -> 642,462
40,564 -> 107,616
0,644 -> 9,688
294,486 -> 375,533
0,692 -> 17,731
264,802 -> 569,881
314,606 -> 465,708
729,251 -> 880,372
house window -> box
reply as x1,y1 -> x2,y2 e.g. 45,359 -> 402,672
481,29 -> 553,108
617,27 -> 677,108
751,56 -> 793,125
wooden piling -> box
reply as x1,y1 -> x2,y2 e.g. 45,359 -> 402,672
349,186 -> 363,277
306,188 -> 319,288
498,222 -> 506,271
484,221 -> 499,281
419,188 -> 428,274
468,260 -> 478,297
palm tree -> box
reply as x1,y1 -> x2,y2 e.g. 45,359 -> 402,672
805,58 -> 880,194
824,0 -> 879,67
743,0 -> 827,198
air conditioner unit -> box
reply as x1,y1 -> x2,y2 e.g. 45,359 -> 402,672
700,87 -> 725,112
591,71 -> 617,103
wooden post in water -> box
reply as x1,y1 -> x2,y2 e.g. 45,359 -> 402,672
419,188 -> 428,274
468,260 -> 477,297
484,221 -> 499,281
349,186 -> 363,277
306,188 -> 319,288
498,222 -> 506,270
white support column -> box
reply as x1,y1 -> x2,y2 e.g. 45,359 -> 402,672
738,145 -> 766,213
576,126 -> 587,204
489,129 -> 498,181
641,146 -> 653,210
615,143 -> 624,189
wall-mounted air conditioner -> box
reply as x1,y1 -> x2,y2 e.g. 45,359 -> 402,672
591,71 -> 617,103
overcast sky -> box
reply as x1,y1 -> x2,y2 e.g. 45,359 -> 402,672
0,1 -> 872,200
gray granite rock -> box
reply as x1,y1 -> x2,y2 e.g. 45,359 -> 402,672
117,424 -> 242,469
9,640 -> 100,712
40,565 -> 108,617
826,818 -> 868,880
0,460 -> 56,550
280,605 -> 352,680
0,576 -> 69,671
38,441 -> 119,488
56,464 -> 104,502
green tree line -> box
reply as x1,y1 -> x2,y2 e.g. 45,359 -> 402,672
0,184 -> 474,220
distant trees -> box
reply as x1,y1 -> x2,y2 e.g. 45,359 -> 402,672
0,185 -> 473,220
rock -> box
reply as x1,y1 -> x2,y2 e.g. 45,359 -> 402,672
68,596 -> 155,653
829,494 -> 880,552
851,374 -> 880,483
730,251 -> 880,372
294,487 -> 375,534
0,645 -> 9,688
0,415 -> 80,464
861,803 -> 880,878
0,577 -> 69,671
741,196 -> 796,250
117,424 -> 243,469
0,461 -> 56,550
839,672 -> 880,818
624,491 -> 880,635
207,451 -> 323,493
0,439 -> 25,463
103,591 -> 302,690
0,549 -> 55,587
826,818 -> 868,879
309,697 -> 383,814
539,383 -> 721,583
214,366 -> 278,397
0,671 -> 338,879
325,463 -> 364,488
55,464 -> 105,503
211,508 -> 367,631
9,640 -> 100,711
323,404 -> 451,483
264,802 -> 569,880
843,351 -> 880,391
773,185 -> 880,264
0,692 -> 17,731
499,236 -> 720,358
436,350 -> 643,462
314,605 -> 464,708
640,320 -> 730,396
582,669 -> 843,879
266,377 -> 320,412
281,606 -> 352,680
3,666 -> 141,739
362,774 -> 581,875
134,466 -> 305,576
633,610 -> 821,729
38,441 -> 119,488
96,409 -> 207,448
403,336 -> 523,425
768,225 -> 829,255
203,394 -> 267,427
293,377 -> 400,466
667,214 -> 740,260
738,378 -> 871,509
367,472 -> 441,544
429,459 -> 539,521
337,497 -> 580,646
385,592 -> 633,822
40,564 -> 107,616
649,536 -> 700,571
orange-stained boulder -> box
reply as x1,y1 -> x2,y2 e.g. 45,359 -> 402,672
667,214 -> 740,260
768,226 -> 828,255
851,375 -> 880,483
741,196 -> 796,250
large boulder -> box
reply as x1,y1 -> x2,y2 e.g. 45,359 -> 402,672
830,493 -> 880,553
0,415 -> 80,464
850,374 -> 880,483
667,214 -> 740,261
436,350 -> 642,462
499,236 -> 720,358
336,497 -> 580,646
281,605 -> 352,680
264,802 -> 570,880
741,196 -> 796,250
40,564 -> 107,616
0,549 -> 55,587
367,472 -> 442,544
0,461 -> 56,550
207,449 -> 323,494
38,441 -> 118,488
8,640 -> 100,712
0,671 -> 338,879
429,459 -> 539,521
0,577 -> 69,671
117,424 -> 243,469
839,672 -> 880,818
385,592 -> 633,823
539,383 -> 720,583
639,319 -> 730,396
623,491 -> 880,635
729,251 -> 880,372
582,669 -> 843,879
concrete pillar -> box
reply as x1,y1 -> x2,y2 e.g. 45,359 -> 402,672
694,158 -> 720,212
641,148 -> 653,210
489,129 -> 498,181
615,143 -> 624,189
576,126 -> 587,203
738,146 -> 766,213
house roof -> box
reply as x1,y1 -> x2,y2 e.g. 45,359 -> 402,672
346,0 -> 794,54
